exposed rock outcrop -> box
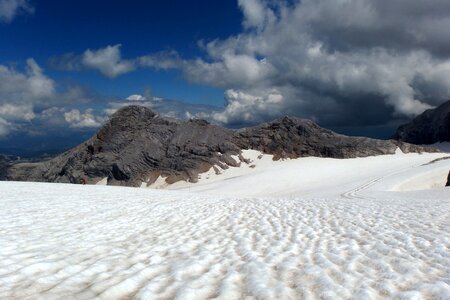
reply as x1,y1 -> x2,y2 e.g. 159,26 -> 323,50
393,100 -> 450,144
5,105 -> 435,187
0,155 -> 11,180
446,171 -> 450,187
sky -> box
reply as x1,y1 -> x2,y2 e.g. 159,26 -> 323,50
2,0 -> 450,155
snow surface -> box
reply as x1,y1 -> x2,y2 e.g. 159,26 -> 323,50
1,151 -> 450,299
165,149 -> 450,198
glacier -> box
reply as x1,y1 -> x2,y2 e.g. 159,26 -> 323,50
1,150 -> 450,299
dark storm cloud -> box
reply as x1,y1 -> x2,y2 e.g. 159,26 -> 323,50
300,0 -> 450,57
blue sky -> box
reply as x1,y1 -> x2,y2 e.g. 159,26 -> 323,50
1,0 -> 242,105
1,0 -> 450,154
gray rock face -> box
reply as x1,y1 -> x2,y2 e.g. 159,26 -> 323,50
393,100 -> 450,144
237,116 -> 429,159
0,155 -> 11,180
5,105 -> 435,187
447,171 -> 450,187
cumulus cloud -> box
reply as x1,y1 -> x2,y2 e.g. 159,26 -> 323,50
0,59 -> 55,136
64,109 -> 104,128
0,59 -> 102,137
82,44 -> 135,78
126,94 -> 147,101
105,94 -> 219,122
238,0 -> 275,30
135,0 -> 450,127
0,0 -> 33,23
49,44 -> 136,78
212,89 -> 284,125
0,117 -> 11,137
0,59 -> 55,106
0,103 -> 35,121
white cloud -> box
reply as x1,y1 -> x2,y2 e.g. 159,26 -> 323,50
238,0 -> 274,30
0,117 -> 11,137
0,103 -> 35,121
138,50 -> 183,70
126,94 -> 147,101
0,59 -> 56,136
181,53 -> 273,88
64,109 -> 103,128
213,89 -> 284,125
103,94 -> 219,122
0,59 -> 101,136
50,44 -> 136,79
0,59 -> 55,112
0,0 -> 33,23
82,44 -> 135,78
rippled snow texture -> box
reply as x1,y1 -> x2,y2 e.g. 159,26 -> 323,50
1,180 -> 450,299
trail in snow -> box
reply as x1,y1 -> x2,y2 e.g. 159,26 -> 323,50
340,165 -> 418,200
1,151 -> 450,299
167,150 -> 450,198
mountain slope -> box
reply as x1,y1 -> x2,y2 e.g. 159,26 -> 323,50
5,105 -> 433,186
394,100 -> 450,144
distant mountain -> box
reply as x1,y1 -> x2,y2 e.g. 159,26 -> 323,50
393,100 -> 450,144
0,131 -> 95,159
0,148 -> 67,159
5,105 -> 433,187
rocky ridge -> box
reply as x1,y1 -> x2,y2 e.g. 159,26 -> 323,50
394,100 -> 450,144
5,105 -> 435,187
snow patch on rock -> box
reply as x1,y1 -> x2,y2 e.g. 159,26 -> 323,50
95,177 -> 108,185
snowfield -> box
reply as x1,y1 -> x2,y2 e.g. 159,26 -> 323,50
1,150 -> 450,299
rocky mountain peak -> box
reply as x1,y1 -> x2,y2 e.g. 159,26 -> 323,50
5,105 -> 435,187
